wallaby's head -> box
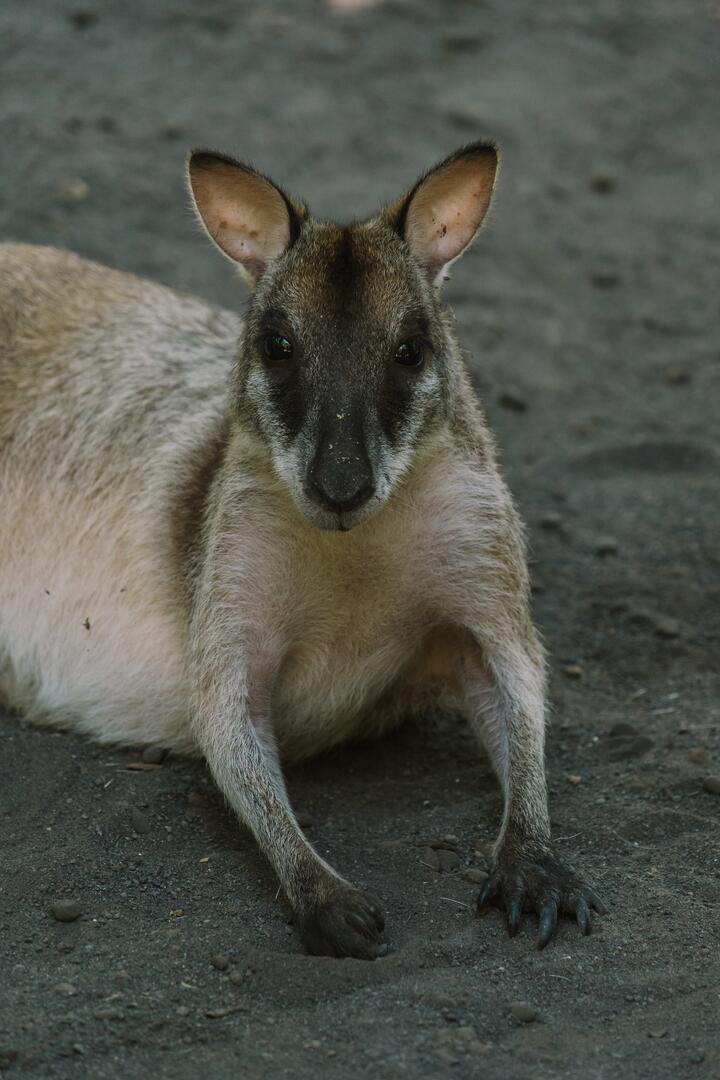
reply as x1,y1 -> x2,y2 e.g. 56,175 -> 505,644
188,143 -> 498,531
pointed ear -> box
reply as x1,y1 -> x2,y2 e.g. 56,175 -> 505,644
389,142 -> 499,285
187,151 -> 305,285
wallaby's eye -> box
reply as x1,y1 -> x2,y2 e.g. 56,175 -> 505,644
263,334 -> 294,365
394,338 -> 425,368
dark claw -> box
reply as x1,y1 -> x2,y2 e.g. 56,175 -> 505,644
537,899 -> 558,949
507,896 -> 523,936
477,877 -> 499,910
475,846 -> 606,949
575,896 -> 591,935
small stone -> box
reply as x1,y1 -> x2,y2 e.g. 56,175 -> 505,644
562,664 -> 583,679
68,10 -> 98,30
609,722 -> 637,738
429,835 -> 460,851
591,271 -> 621,289
688,747 -> 709,766
93,1007 -> 122,1021
211,954 -> 230,971
462,867 -> 489,885
589,173 -> 616,194
228,968 -> 245,986
422,847 -> 441,872
498,390 -> 527,412
702,776 -> 720,796
654,616 -> 680,639
175,1006 -> 190,1017
567,774 -> 582,785
539,511 -> 562,530
50,900 -> 82,923
205,1004 -> 247,1019
436,849 -> 461,873
130,808 -> 151,835
665,366 -> 691,385
595,536 -> 619,556
609,735 -> 654,762
296,811 -> 316,829
510,1001 -> 537,1024
141,746 -> 167,765
56,179 -> 90,202
648,1028 -> 668,1039
55,982 -> 77,996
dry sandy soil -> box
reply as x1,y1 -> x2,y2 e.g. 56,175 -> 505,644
1,1 -> 719,1077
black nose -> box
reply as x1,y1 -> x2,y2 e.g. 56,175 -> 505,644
307,457 -> 375,515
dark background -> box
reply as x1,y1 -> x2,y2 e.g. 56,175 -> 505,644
1,2 -> 719,1077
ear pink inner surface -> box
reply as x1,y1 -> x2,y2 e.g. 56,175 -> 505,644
405,153 -> 496,271
190,160 -> 290,275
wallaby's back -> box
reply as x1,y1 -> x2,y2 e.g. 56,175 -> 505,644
0,243 -> 238,747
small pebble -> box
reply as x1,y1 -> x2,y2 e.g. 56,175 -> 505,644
131,808 -> 152,835
296,811 -> 316,829
50,900 -> 82,923
93,1007 -> 122,1021
211,954 -> 230,971
609,734 -> 654,761
567,774 -> 582,785
462,867 -> 489,885
688,747 -> 709,766
429,835 -> 460,850
591,271 -> 621,289
436,849 -> 460,873
654,616 -> 680,639
562,663 -> 583,679
498,390 -> 527,413
589,173 -> 616,194
595,536 -> 619,556
647,1028 -> 668,1039
539,511 -> 562,530
609,722 -> 637,738
141,746 -> 167,765
665,366 -> 691,385
56,178 -> 90,202
55,982 -> 77,996
228,968 -> 246,986
510,1001 -> 537,1024
702,776 -> 720,796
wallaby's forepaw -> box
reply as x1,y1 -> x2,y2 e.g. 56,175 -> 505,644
476,847 -> 607,949
297,887 -> 387,960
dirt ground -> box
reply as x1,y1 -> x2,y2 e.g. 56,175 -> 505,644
1,1 -> 719,1077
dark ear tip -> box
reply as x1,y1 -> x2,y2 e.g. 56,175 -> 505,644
455,139 -> 500,166
187,148 -> 248,175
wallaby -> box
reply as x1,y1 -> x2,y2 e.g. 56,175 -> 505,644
0,143 -> 605,958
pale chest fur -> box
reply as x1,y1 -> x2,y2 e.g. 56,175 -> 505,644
224,451 -> 510,760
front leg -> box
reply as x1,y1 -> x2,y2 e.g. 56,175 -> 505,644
191,648 -> 385,959
462,632 -> 606,947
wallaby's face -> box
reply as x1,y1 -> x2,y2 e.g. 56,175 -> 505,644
189,144 -> 498,531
